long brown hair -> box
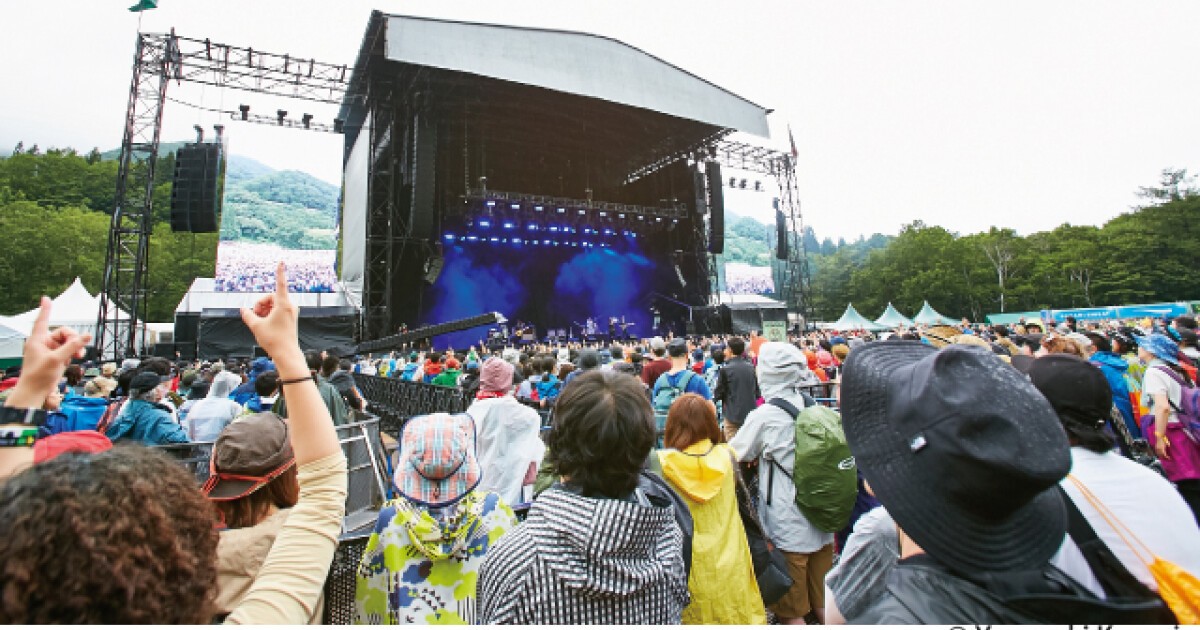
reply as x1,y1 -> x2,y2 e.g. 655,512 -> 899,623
663,393 -> 723,451
213,466 -> 300,529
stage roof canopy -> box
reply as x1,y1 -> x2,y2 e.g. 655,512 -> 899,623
342,13 -> 770,140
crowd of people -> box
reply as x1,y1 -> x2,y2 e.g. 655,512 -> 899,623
214,241 -> 338,293
2,267 -> 1199,623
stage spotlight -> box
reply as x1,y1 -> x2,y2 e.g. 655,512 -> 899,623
510,203 -> 520,210
548,225 -> 560,233
239,104 -> 250,120
479,220 -> 492,229
527,223 -> 539,231
486,200 -> 497,207
631,231 -> 638,238
535,205 -> 544,212
502,221 -> 515,230
489,237 -> 500,243
577,209 -> 586,216
301,113 -> 313,129
443,233 -> 456,242
656,217 -> 663,222
531,239 -> 540,245
559,208 -> 567,214
466,236 -> 479,242
277,110 -> 287,125
513,238 -> 523,245
599,211 -> 607,218
619,213 -> 626,219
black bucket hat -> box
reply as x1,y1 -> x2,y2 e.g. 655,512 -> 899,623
840,341 -> 1071,575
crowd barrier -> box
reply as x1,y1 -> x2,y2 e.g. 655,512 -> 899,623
151,411 -> 390,534
354,375 -> 473,436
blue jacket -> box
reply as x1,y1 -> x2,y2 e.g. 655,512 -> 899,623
41,396 -> 112,436
105,399 -> 189,446
1090,351 -> 1139,438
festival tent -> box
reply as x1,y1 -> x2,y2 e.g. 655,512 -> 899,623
913,301 -> 954,326
874,303 -> 914,328
0,278 -> 133,341
0,321 -> 27,369
823,304 -> 888,331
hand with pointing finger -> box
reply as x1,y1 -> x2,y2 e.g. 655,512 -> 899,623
5,297 -> 92,410
240,262 -> 303,368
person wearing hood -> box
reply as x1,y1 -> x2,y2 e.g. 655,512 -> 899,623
729,341 -> 829,624
478,370 -> 691,624
655,393 -> 764,624
431,358 -> 463,389
230,358 -> 274,407
104,372 -> 189,446
468,358 -> 545,507
186,370 -> 244,442
1083,332 -> 1139,439
355,413 -> 518,624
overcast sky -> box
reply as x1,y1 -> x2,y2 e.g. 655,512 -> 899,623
3,1 -> 1198,241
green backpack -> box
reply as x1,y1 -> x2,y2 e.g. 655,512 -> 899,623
766,397 -> 858,533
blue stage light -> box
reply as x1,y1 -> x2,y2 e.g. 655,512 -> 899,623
444,233 -> 456,241
486,200 -> 496,207
502,221 -> 515,229
603,228 -> 616,236
631,231 -> 638,238
510,203 -> 520,210
548,225 -> 560,233
512,238 -> 523,245
479,220 -> 492,229
490,237 -> 500,243
531,239 -> 540,245
535,206 -> 544,212
599,211 -> 607,217
577,209 -> 586,216
466,235 -> 479,242
528,223 -> 539,231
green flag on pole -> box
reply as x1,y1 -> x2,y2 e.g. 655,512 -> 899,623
128,0 -> 157,12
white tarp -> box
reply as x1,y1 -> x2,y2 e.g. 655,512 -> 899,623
0,278 -> 131,340
0,321 -> 26,359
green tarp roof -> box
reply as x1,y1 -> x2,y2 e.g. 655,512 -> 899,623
830,303 -> 889,331
875,303 -> 914,328
913,301 -> 954,325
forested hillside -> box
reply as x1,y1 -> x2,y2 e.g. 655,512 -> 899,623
2,142 -> 1196,325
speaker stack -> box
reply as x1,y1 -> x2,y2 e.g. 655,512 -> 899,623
170,142 -> 223,233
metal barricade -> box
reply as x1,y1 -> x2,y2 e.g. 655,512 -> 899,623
322,532 -> 372,624
353,375 -> 475,436
152,412 -> 390,535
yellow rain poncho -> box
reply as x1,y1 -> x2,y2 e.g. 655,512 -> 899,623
658,439 -> 765,625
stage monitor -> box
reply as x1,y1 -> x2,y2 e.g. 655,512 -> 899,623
214,125 -> 342,294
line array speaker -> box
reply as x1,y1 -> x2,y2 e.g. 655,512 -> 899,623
776,206 -> 790,260
705,162 -> 724,254
170,143 -> 223,233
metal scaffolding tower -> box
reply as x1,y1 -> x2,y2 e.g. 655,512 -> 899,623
95,30 -> 351,360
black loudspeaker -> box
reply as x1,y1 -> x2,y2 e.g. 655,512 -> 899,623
775,206 -> 789,260
410,115 -> 437,242
170,143 -> 223,233
693,168 -> 708,217
705,162 -> 724,254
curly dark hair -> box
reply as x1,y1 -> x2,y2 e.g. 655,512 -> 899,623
0,446 -> 219,624
546,370 -> 654,498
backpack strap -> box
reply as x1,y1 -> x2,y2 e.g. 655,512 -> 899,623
1151,365 -> 1187,414
1058,486 -> 1156,600
768,397 -> 801,419
675,370 -> 695,391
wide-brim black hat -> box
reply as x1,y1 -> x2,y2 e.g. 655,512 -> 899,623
840,341 -> 1071,576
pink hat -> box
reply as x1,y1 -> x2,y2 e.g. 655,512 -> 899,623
817,349 -> 836,367
479,357 -> 514,394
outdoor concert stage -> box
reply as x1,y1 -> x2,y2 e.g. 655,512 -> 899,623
337,13 -> 771,348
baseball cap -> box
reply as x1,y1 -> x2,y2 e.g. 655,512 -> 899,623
649,336 -> 667,352
202,412 -> 295,501
129,371 -> 166,394
667,338 -> 689,358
